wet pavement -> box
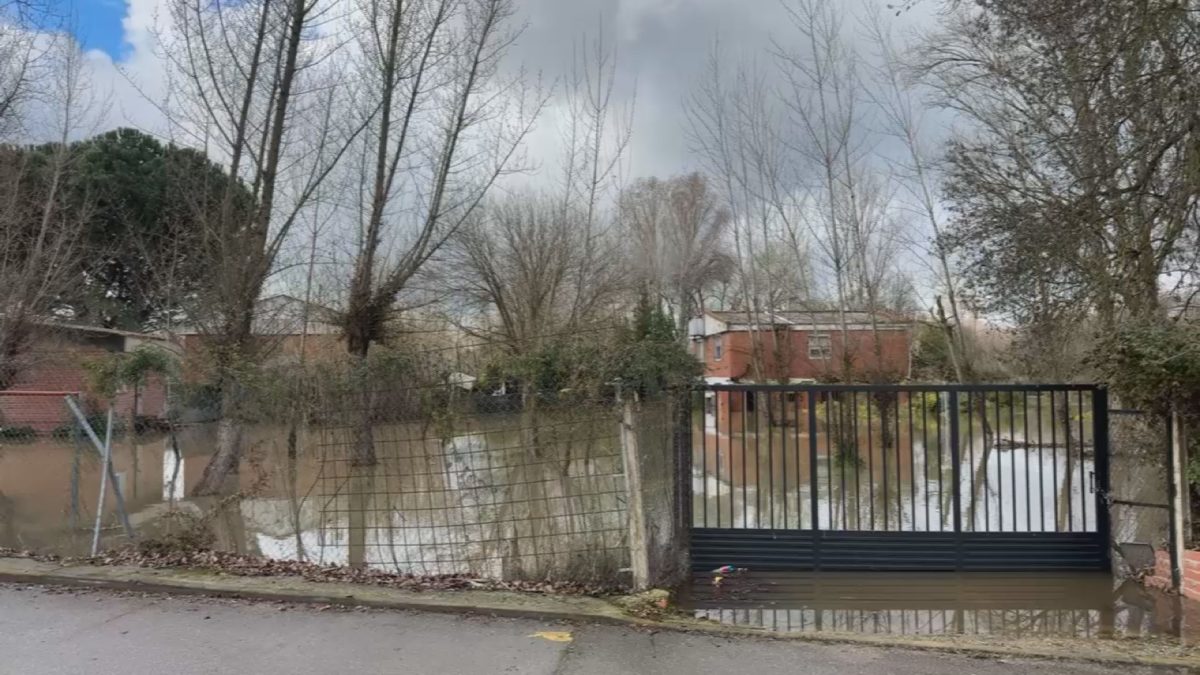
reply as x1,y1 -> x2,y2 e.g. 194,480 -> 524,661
0,584 -> 1180,674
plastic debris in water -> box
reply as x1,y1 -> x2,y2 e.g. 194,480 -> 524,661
711,575 -> 724,587
711,565 -> 746,575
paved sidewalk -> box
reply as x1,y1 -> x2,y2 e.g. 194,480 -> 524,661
0,584 -> 1179,674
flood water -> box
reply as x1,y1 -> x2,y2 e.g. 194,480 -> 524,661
0,413 -> 628,580
679,570 -> 1200,640
1,400 -> 1196,643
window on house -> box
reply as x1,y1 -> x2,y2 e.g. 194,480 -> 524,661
714,335 -> 724,361
808,333 -> 831,360
695,338 -> 705,362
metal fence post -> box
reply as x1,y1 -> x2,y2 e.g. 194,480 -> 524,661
1092,388 -> 1112,570
948,391 -> 963,568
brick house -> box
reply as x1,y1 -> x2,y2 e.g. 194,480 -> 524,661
176,294 -> 345,376
0,323 -> 178,433
687,309 -> 914,430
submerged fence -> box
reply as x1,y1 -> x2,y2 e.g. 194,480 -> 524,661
315,396 -> 631,581
690,384 -> 1112,571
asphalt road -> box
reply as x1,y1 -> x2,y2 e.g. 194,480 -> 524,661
0,584 -> 1174,674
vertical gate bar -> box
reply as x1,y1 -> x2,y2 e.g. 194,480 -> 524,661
739,390 -> 746,528
1078,389 -> 1087,531
840,393 -> 848,529
965,391 -> 974,532
950,391 -> 963,560
782,393 -> 789,530
994,391 -> 1003,532
809,393 -> 819,531
1037,391 -> 1045,531
1051,391 -> 1059,532
936,391 -> 945,531
852,391 -> 862,529
682,391 -> 694,536
908,392 -> 916,532
983,392 -> 990,531
1009,391 -> 1017,530
769,392 -> 776,529
715,390 -> 721,528
752,390 -> 759,527
1023,390 -> 1031,532
895,391 -> 903,530
868,393 -> 876,530
1093,387 -> 1111,567
792,393 -> 801,529
827,393 -> 835,529
881,395 -> 889,531
1065,389 -> 1074,531
921,389 -> 930,531
702,391 -> 708,527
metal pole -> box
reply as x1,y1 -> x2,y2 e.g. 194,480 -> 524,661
66,397 -> 135,540
68,400 -> 81,530
90,408 -> 114,556
1092,388 -> 1112,570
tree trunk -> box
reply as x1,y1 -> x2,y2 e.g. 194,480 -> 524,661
192,404 -> 243,496
347,330 -> 378,467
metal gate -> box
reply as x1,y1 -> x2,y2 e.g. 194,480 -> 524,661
687,384 -> 1111,572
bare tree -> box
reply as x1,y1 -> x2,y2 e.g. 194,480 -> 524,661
867,13 -> 971,382
338,0 -> 543,465
619,173 -> 734,338
685,44 -> 811,383
0,0 -> 46,141
0,34 -> 103,388
449,194 -> 622,352
161,0 -> 366,495
771,0 -> 873,380
557,29 -> 634,329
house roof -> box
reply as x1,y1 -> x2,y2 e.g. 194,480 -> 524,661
174,294 -> 342,336
31,319 -> 175,342
704,309 -> 913,329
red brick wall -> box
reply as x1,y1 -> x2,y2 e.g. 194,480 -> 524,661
699,327 -> 912,382
0,339 -> 169,432
1145,549 -> 1200,601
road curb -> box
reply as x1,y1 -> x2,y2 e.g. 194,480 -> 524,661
1,557 -> 1196,669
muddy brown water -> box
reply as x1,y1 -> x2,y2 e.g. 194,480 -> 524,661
1,416 -> 1196,642
678,570 -> 1200,640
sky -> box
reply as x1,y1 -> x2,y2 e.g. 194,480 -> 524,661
52,0 -> 125,57
55,0 -> 943,183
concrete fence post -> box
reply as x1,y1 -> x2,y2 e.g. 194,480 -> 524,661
1170,408 -> 1190,590
621,400 -> 650,590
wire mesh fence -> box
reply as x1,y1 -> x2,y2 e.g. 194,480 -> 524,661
313,398 -> 630,580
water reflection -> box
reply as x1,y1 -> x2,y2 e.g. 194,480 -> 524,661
0,413 -> 631,582
681,571 -> 1199,640
694,390 -> 1102,534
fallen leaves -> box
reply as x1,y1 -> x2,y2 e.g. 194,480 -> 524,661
0,546 -> 623,597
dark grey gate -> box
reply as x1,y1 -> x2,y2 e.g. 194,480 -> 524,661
686,384 -> 1111,572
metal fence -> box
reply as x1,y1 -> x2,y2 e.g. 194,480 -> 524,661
314,394 -> 629,581
690,384 -> 1111,571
